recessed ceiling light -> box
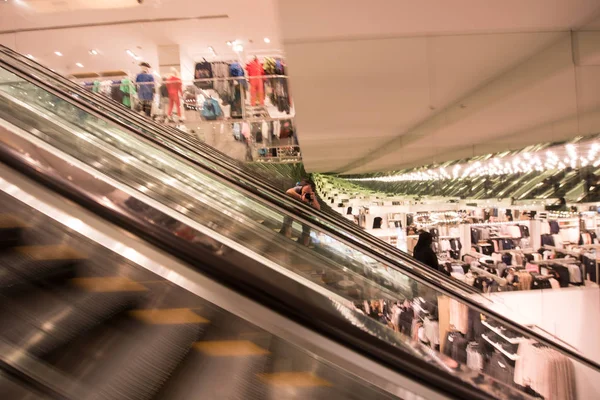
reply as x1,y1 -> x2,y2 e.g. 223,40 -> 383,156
54,51 -> 63,57
25,54 -> 34,59
126,49 -> 140,60
226,41 -> 232,46
89,49 -> 98,55
264,37 -> 271,43
75,63 -> 84,68
233,44 -> 243,53
208,46 -> 214,52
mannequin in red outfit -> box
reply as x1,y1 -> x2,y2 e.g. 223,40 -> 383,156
246,56 -> 264,106
166,68 -> 183,119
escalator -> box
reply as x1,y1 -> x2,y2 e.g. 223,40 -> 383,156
0,46 -> 599,399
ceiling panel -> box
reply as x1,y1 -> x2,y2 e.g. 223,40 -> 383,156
277,0 -> 600,174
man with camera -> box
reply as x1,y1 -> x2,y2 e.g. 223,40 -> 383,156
280,179 -> 320,246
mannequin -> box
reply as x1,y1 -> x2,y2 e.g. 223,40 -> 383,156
245,56 -> 265,106
166,67 -> 183,120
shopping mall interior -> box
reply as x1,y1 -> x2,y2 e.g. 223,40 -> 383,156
0,1 -> 600,399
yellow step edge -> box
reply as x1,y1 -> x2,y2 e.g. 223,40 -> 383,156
129,308 -> 209,325
0,215 -> 28,229
16,245 -> 87,260
256,219 -> 265,224
70,277 -> 148,292
258,372 -> 332,388
193,340 -> 270,356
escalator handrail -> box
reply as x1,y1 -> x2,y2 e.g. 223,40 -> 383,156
0,125 -> 500,400
1,50 -> 599,374
0,45 -> 468,287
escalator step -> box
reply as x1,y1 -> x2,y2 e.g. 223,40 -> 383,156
15,245 -> 87,261
258,372 -> 332,388
0,248 -> 83,293
69,276 -> 148,292
46,308 -> 204,400
193,340 -> 270,356
0,215 -> 27,249
155,340 -> 271,400
129,308 -> 209,325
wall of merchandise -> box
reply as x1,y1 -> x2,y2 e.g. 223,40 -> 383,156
315,174 -> 600,399
316,175 -> 600,290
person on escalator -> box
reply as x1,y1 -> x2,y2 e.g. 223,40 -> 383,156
280,180 -> 320,246
413,231 -> 439,272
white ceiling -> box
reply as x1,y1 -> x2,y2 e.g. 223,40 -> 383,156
276,0 -> 600,174
0,0 -> 283,77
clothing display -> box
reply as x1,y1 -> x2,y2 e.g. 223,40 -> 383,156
514,341 -> 577,400
194,61 -> 213,89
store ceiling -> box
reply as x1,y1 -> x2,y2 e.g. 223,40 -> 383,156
276,0 -> 600,174
0,0 -> 282,77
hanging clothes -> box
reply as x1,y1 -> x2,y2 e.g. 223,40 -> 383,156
119,79 -> 136,108
194,61 -> 213,89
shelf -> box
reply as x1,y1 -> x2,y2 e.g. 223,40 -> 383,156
481,321 -> 527,344
481,334 -> 520,361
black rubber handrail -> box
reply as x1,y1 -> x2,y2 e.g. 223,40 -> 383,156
1,47 -> 600,374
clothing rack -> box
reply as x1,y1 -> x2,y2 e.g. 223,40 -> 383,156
531,259 -> 581,265
496,248 -> 535,254
470,265 -> 507,286
470,221 -> 530,226
481,333 -> 519,360
542,245 -> 583,258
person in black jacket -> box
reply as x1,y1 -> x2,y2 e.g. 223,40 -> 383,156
413,231 -> 439,271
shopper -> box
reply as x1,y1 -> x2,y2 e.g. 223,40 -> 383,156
166,67 -> 183,120
413,231 -> 439,271
280,179 -> 320,246
135,62 -> 155,117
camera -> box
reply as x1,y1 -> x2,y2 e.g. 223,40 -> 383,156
304,193 -> 313,202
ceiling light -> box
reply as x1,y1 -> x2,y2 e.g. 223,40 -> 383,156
89,49 -> 98,55
54,51 -> 63,57
75,63 -> 84,68
226,41 -> 232,46
25,54 -> 34,59
233,44 -> 244,53
264,37 -> 271,43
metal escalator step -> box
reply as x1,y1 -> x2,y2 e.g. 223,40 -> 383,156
193,340 -> 270,356
0,252 -> 79,292
70,277 -> 148,292
155,340 -> 271,400
0,215 -> 28,229
129,308 -> 210,325
0,287 -> 142,357
49,317 -> 202,400
0,215 -> 27,250
258,372 -> 332,387
15,245 -> 87,261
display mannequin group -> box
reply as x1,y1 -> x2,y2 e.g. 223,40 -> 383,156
246,56 -> 265,106
166,68 -> 183,120
135,62 -> 155,117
